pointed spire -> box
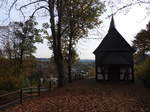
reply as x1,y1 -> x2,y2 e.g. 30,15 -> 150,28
108,15 -> 115,31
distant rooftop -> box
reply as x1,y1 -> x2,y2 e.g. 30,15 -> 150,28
36,58 -> 50,62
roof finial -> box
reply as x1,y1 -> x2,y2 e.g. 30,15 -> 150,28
108,14 -> 115,31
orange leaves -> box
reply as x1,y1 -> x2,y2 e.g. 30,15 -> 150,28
5,80 -> 150,112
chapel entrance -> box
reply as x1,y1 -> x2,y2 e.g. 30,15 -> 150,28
108,66 -> 120,81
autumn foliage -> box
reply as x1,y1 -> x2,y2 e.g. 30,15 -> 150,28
0,57 -> 37,90
5,80 -> 150,112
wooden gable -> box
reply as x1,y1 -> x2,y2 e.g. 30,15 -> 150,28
94,17 -> 135,54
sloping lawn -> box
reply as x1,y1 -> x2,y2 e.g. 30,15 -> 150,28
5,79 -> 150,112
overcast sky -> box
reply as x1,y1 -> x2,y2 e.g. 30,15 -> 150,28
0,1 -> 149,59
77,4 -> 149,59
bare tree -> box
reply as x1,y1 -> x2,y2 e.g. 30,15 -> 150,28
103,0 -> 150,17
0,25 -> 14,59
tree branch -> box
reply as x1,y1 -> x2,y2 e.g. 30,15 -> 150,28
107,1 -> 150,18
31,6 -> 49,18
60,26 -> 69,37
8,0 -> 18,16
17,0 -> 48,19
19,0 -> 48,10
0,0 -> 5,8
20,8 -> 26,19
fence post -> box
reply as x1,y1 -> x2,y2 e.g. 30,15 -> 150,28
31,87 -> 32,98
49,80 -> 52,91
20,89 -> 23,104
38,85 -> 40,96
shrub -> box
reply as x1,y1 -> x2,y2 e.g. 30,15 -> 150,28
0,75 -> 30,90
0,58 -> 36,90
0,76 -> 19,90
135,57 -> 150,86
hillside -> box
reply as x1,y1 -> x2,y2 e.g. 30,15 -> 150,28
36,58 -> 94,63
6,79 -> 150,112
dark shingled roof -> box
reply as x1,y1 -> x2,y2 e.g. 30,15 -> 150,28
96,52 -> 133,65
93,17 -> 135,54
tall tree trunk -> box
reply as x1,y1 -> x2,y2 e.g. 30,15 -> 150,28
20,48 -> 23,65
48,0 -> 65,87
68,19 -> 73,83
57,0 -> 65,87
68,41 -> 72,82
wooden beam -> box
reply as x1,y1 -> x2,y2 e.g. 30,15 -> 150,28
132,65 -> 134,82
95,64 -> 98,81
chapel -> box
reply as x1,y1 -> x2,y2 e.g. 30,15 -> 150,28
93,16 -> 135,81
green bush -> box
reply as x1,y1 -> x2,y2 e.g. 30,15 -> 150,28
0,58 -> 36,90
135,57 -> 150,86
19,76 -> 30,88
0,76 -> 18,90
0,75 -> 30,90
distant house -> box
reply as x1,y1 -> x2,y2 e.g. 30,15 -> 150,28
93,16 -> 135,82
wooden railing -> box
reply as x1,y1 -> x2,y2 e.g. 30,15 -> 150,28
0,86 -> 49,110
0,77 -> 85,110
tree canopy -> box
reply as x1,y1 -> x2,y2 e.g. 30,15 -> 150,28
1,0 -> 105,87
41,0 -> 105,84
133,21 -> 150,54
